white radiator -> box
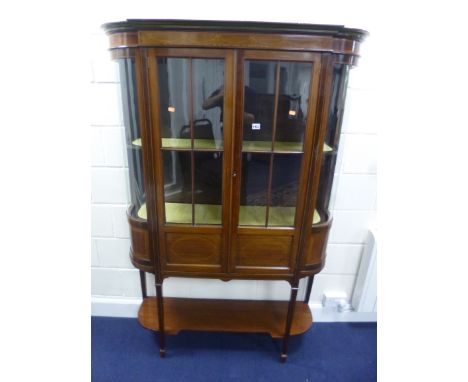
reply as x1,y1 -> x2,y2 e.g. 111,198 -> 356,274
352,230 -> 377,313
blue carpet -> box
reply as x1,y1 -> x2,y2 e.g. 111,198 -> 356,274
92,317 -> 376,382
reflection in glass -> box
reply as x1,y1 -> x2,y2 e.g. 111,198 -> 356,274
162,150 -> 192,224
239,153 -> 270,226
242,60 -> 312,153
193,59 -> 224,149
117,58 -> 145,218
315,154 -> 336,222
242,61 -> 275,150
157,58 -> 190,148
316,64 -> 349,222
194,151 -> 223,224
324,64 -> 349,150
157,57 -> 225,150
268,154 -> 302,227
274,62 -> 312,151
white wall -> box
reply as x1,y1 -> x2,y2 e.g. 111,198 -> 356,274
90,6 -> 377,321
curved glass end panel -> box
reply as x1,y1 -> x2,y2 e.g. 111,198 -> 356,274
315,64 -> 350,224
116,58 -> 146,219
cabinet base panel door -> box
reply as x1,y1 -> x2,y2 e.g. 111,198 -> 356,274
138,297 -> 313,339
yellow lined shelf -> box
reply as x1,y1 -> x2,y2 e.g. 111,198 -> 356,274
133,137 -> 332,153
162,138 -> 223,150
312,209 -> 320,225
242,141 -> 333,153
238,206 -> 293,226
242,141 -> 303,152
167,203 -> 222,225
137,203 -> 147,219
137,203 -> 321,225
138,202 -> 221,225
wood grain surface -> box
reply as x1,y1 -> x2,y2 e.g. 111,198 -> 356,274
138,297 -> 313,338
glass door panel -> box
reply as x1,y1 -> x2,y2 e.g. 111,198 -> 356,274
157,58 -> 191,149
156,56 -> 225,225
162,151 -> 192,224
239,153 -> 270,226
194,151 -> 223,225
192,59 -> 224,150
268,154 -> 302,227
274,61 -> 312,152
242,61 -> 276,151
239,59 -> 313,228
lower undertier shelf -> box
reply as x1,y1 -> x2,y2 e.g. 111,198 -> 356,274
138,297 -> 313,339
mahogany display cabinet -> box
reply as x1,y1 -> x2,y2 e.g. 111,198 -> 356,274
102,19 -> 367,362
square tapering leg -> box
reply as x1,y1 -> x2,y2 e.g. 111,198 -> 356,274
281,284 -> 299,362
155,282 -> 166,357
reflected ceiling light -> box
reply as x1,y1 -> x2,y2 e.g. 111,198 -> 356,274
168,106 -> 176,112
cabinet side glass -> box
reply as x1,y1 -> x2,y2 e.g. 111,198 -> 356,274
315,64 -> 349,224
117,58 -> 146,219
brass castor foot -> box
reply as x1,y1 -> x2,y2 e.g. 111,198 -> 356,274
159,349 -> 166,358
280,353 -> 287,363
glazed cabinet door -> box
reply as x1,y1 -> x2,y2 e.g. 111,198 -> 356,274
147,48 -> 235,274
230,51 -> 322,275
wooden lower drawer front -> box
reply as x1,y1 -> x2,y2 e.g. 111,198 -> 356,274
235,235 -> 292,268
165,233 -> 222,266
138,297 -> 312,338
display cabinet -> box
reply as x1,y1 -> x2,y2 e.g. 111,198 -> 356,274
102,19 -> 367,362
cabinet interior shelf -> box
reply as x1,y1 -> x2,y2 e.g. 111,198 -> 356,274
162,138 -> 224,150
137,202 -> 321,225
139,297 -> 313,339
242,140 -> 303,153
132,138 -> 333,153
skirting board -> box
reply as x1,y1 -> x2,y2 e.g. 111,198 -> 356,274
91,296 -> 377,323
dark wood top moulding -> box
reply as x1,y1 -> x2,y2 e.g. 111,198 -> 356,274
101,19 -> 368,42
